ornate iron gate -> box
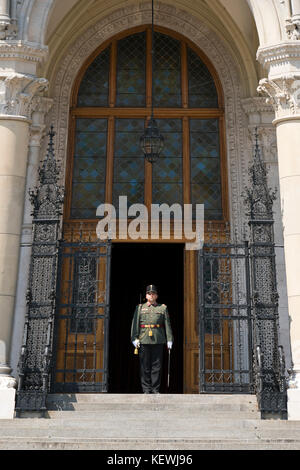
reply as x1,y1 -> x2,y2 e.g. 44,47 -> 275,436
198,231 -> 253,394
51,232 -> 111,393
198,135 -> 287,418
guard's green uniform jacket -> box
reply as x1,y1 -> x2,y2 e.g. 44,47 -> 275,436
131,302 -> 174,345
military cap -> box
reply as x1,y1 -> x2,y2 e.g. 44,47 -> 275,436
146,284 -> 158,294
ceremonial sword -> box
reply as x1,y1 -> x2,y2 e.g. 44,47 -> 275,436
167,347 -> 171,389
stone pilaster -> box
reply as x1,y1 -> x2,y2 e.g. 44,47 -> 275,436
257,41 -> 300,419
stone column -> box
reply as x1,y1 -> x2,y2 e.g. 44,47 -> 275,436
0,73 -> 48,418
257,42 -> 300,419
0,0 -> 10,22
0,0 -> 17,40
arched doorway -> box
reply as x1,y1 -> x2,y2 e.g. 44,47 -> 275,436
52,26 -> 228,394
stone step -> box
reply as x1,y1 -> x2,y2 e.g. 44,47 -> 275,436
45,393 -> 259,411
0,420 -> 261,433
48,403 -> 257,413
3,419 -> 300,433
1,437 -> 300,451
1,417 -> 300,438
42,393 -> 260,418
46,393 -> 258,404
0,420 -> 299,435
46,402 -> 258,412
3,393 -> 299,450
20,410 -> 261,420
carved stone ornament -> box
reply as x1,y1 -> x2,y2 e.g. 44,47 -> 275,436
257,76 -> 300,119
286,18 -> 300,40
0,72 -> 48,119
0,21 -> 18,40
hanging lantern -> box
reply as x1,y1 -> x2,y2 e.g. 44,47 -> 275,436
140,118 -> 164,163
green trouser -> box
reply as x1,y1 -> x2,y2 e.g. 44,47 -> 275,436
139,344 -> 164,393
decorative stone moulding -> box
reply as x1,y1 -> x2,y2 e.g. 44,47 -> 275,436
0,72 -> 48,119
241,96 -> 274,116
0,42 -> 48,63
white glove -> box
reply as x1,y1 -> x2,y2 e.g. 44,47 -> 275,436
133,339 -> 140,348
167,341 -> 173,349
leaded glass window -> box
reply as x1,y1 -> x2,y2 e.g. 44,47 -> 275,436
113,119 -> 145,211
78,48 -> 110,107
69,27 -> 226,222
153,32 -> 181,107
71,119 -> 107,219
190,119 -> 222,220
188,48 -> 218,108
116,33 -> 146,107
152,119 -> 183,205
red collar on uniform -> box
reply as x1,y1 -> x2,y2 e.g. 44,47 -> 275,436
147,301 -> 157,306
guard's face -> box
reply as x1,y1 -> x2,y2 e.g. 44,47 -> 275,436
146,292 -> 158,303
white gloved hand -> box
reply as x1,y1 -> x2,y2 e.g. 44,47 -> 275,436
133,339 -> 140,348
167,341 -> 173,349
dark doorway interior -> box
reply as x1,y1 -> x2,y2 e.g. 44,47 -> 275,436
109,243 -> 184,393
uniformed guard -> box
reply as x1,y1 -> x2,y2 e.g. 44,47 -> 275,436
131,285 -> 173,394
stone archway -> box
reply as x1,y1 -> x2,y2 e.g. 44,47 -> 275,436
45,1 -> 250,240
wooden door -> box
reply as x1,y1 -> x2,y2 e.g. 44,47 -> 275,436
52,233 -> 111,393
184,222 -> 233,393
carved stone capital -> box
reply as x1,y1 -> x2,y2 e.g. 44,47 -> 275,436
0,72 -> 49,120
257,42 -> 300,120
257,76 -> 300,120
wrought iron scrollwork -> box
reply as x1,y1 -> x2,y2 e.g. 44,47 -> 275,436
15,126 -> 64,413
243,130 -> 287,419
198,132 -> 287,418
198,226 -> 254,393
